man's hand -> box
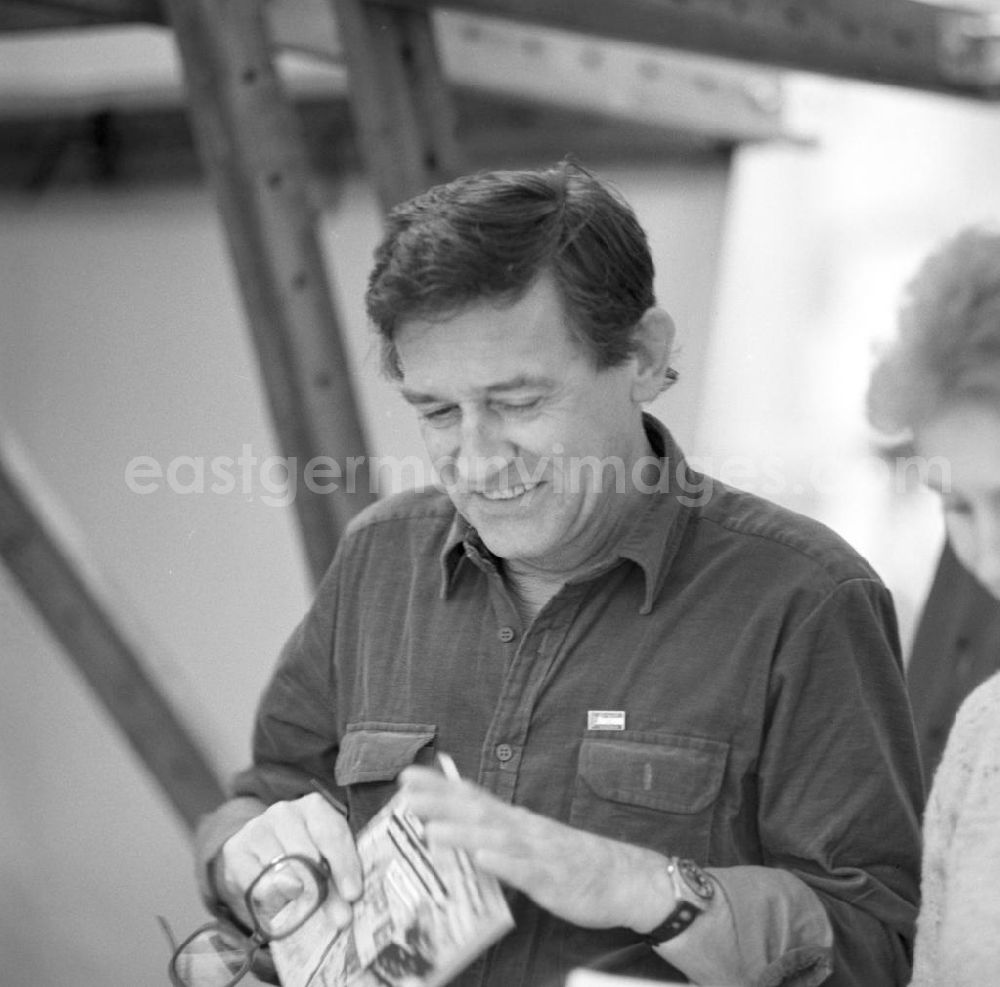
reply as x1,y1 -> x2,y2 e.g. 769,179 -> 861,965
398,765 -> 674,934
215,793 -> 362,930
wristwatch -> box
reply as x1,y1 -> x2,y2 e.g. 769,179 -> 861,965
643,857 -> 714,945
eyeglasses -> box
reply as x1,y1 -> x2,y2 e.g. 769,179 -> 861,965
168,854 -> 331,987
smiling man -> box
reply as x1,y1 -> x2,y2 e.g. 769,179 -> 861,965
195,163 -> 922,986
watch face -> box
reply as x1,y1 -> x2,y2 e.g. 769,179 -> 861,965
677,858 -> 715,902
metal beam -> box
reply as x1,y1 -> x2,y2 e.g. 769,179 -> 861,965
403,0 -> 1000,98
162,0 -> 377,584
0,427 -> 225,831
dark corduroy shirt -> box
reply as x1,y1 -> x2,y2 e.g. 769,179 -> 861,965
200,420 -> 923,987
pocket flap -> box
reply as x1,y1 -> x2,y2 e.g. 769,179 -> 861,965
335,723 -> 436,785
579,733 -> 728,814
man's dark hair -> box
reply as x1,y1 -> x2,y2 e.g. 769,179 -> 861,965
365,161 -> 656,378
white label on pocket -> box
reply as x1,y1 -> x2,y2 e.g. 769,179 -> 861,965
587,710 -> 626,731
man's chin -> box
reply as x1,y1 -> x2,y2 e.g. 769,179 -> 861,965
469,520 -> 550,564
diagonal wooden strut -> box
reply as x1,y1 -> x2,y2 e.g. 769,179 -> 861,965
0,0 -> 162,32
329,0 -> 462,211
163,0 -> 377,585
0,428 -> 226,831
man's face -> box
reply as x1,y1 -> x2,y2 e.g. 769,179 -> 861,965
916,399 -> 1000,600
395,273 -> 650,572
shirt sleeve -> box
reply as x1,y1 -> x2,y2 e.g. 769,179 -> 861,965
657,866 -> 833,987
235,549 -> 346,803
666,577 -> 923,986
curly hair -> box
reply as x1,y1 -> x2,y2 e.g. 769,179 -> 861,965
867,226 -> 1000,436
364,161 -> 656,378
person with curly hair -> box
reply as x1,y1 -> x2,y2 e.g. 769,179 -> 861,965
868,225 -> 1000,986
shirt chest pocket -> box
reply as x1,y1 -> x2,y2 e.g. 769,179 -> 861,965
335,722 -> 436,832
569,733 -> 728,863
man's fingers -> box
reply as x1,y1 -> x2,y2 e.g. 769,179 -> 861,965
398,764 -> 453,800
218,815 -> 286,905
300,793 -> 363,901
422,817 -> 511,854
256,798 -> 320,857
218,793 -> 361,925
399,767 -> 623,923
248,860 -> 314,927
470,847 -> 537,891
399,766 -> 498,825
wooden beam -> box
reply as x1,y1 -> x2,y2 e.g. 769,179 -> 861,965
0,7 -> 792,144
4,0 -> 1000,100
265,1 -> 792,144
400,0 -> 1000,99
0,427 -> 225,831
435,11 -> 790,144
162,0 -> 376,584
328,0 -> 461,210
0,95 -> 739,192
0,0 -> 162,32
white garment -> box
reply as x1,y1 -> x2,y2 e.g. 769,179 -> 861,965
911,671 -> 1000,986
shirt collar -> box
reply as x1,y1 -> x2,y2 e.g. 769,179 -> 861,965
440,511 -> 481,590
438,413 -> 692,612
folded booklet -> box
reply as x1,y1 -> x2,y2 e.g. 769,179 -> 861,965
271,757 -> 515,987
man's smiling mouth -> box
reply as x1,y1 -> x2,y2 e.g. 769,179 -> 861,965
478,481 -> 540,501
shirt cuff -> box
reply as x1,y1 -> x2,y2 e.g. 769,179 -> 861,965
653,866 -> 834,987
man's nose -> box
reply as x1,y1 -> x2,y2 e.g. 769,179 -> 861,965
456,410 -> 513,486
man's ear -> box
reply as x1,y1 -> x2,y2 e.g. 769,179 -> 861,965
631,307 -> 676,403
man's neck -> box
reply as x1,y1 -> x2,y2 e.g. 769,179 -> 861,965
504,567 -> 563,625
502,484 -> 649,624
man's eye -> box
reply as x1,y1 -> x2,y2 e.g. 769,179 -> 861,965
420,406 -> 459,427
496,398 -> 541,416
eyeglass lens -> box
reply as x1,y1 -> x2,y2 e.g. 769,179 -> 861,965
171,856 -> 326,987
247,856 -> 324,938
170,924 -> 255,987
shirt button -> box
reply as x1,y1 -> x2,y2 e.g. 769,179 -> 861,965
495,743 -> 514,762
497,626 -> 516,643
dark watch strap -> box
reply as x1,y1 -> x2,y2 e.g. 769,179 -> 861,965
642,857 -> 713,945
641,899 -> 702,945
